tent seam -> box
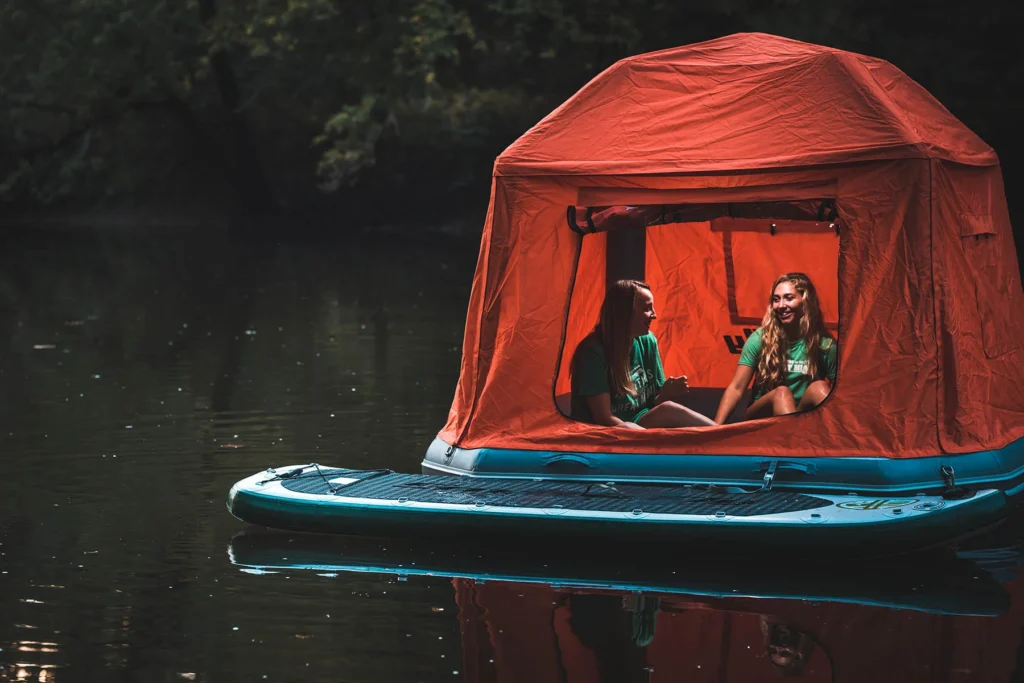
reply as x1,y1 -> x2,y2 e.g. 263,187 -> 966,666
493,145 -> 1004,177
930,159 -> 946,455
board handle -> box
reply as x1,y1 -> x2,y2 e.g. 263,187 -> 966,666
543,454 -> 593,472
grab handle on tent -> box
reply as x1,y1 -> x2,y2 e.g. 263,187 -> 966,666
566,206 -> 585,235
543,453 -> 593,471
566,206 -> 597,235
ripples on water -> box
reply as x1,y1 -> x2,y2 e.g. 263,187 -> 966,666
0,230 -> 1023,682
0,231 -> 470,681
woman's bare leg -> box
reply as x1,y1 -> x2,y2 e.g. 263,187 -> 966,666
638,401 -> 716,428
744,386 -> 796,421
797,380 -> 832,411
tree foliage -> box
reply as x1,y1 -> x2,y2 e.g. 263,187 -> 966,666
0,0 -> 1019,223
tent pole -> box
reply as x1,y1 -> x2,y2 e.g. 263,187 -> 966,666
606,225 -> 646,285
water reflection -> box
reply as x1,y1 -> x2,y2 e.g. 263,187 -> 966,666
456,585 -> 838,681
227,528 -> 1024,682
0,231 -> 474,682
227,529 -> 1011,616
459,581 -> 1024,682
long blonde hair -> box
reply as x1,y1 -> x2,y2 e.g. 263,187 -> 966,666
572,279 -> 650,398
755,273 -> 834,395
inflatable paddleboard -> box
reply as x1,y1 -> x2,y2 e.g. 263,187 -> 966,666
226,464 -> 1007,555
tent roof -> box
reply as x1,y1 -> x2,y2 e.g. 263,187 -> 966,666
497,33 -> 997,176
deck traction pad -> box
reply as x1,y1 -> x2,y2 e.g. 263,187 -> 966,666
279,468 -> 832,517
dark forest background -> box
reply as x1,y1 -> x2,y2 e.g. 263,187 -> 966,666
1,0 -> 1021,238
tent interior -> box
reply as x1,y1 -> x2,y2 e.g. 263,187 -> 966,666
555,201 -> 840,424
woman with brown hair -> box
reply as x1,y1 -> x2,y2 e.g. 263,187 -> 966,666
714,272 -> 837,423
570,279 -> 714,429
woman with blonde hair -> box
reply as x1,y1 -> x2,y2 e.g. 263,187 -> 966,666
570,279 -> 714,429
714,273 -> 837,423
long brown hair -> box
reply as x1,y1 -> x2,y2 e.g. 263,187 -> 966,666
755,273 -> 834,395
573,279 -> 651,398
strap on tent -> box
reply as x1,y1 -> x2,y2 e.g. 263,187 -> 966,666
565,206 -> 597,235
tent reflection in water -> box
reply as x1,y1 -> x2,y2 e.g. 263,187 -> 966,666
454,577 -> 1024,682
426,33 -> 1024,495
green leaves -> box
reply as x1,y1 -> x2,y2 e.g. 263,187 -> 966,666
315,95 -> 390,191
0,0 -> 1015,218
0,0 -> 203,204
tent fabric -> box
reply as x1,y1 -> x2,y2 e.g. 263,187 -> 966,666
439,33 -> 1024,458
496,33 -> 996,176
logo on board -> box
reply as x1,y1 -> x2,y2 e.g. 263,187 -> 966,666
836,499 -> 918,510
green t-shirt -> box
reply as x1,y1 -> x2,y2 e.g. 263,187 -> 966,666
571,332 -> 666,423
738,328 -> 837,403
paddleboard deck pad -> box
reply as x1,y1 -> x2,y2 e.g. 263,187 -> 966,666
226,464 -> 1007,554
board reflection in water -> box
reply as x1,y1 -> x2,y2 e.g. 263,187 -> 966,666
228,529 -> 1024,682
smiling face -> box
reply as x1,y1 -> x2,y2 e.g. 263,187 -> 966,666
771,281 -> 805,327
630,287 -> 657,338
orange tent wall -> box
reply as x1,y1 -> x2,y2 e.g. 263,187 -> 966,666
555,231 -> 606,399
645,222 -> 738,390
726,225 -> 840,327
439,161 -> 1024,458
439,34 -> 1024,458
932,161 -> 1024,453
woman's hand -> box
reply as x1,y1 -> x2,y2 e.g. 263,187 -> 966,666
658,375 -> 690,402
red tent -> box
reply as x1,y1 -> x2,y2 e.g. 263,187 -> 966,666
438,33 -> 1023,459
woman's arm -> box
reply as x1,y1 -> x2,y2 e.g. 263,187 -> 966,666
713,364 -> 756,425
585,393 -> 644,429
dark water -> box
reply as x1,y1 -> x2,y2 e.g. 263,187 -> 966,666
1,231 -> 1023,683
